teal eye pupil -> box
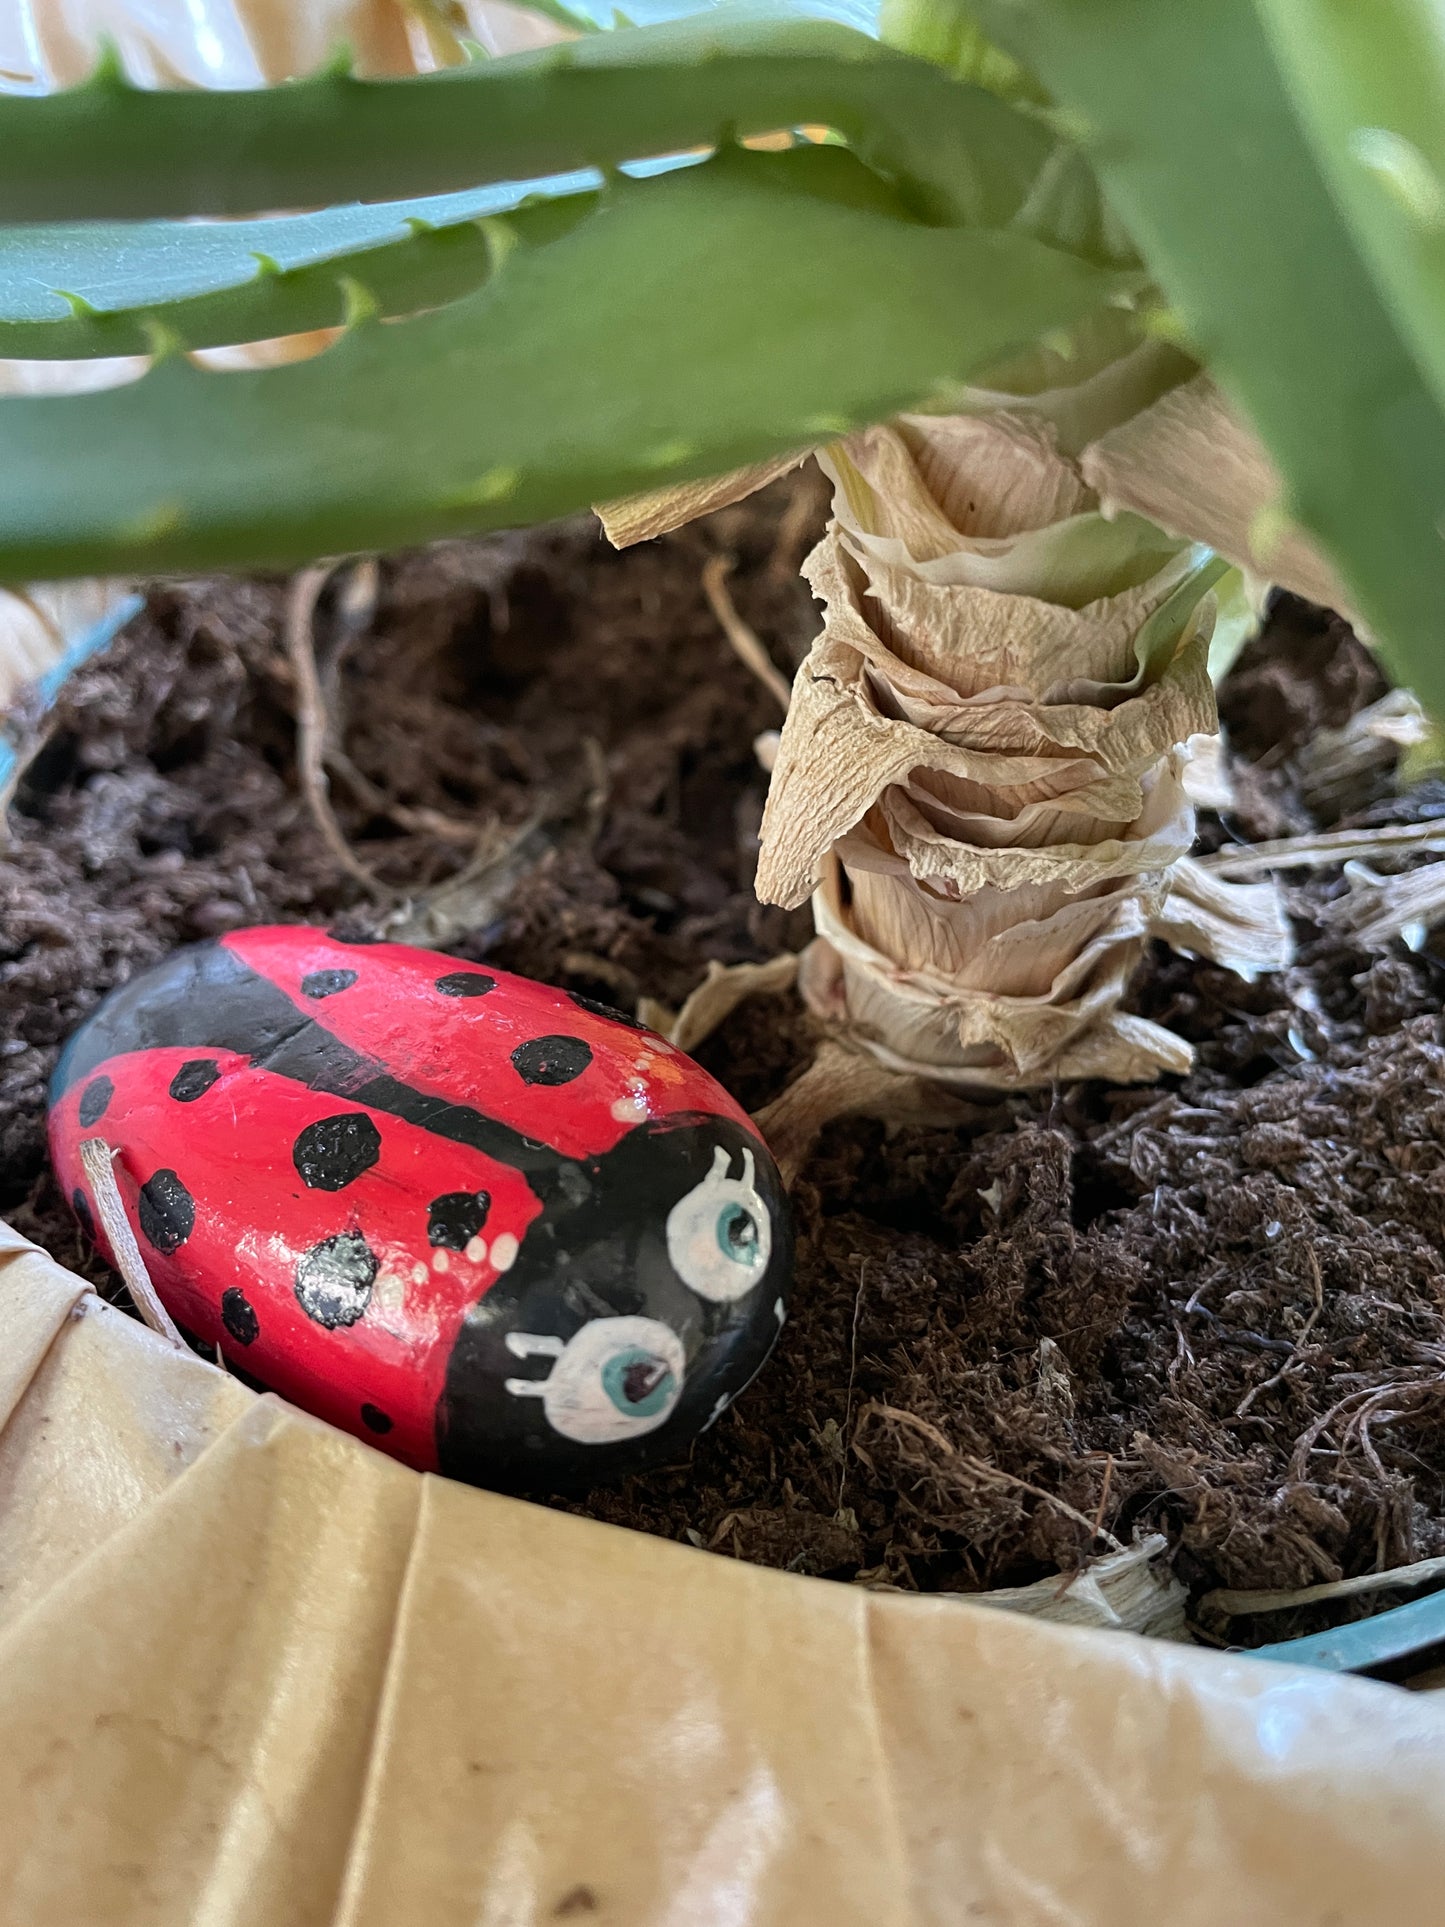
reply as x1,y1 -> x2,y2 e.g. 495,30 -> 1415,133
602,1347 -> 676,1417
717,1202 -> 759,1263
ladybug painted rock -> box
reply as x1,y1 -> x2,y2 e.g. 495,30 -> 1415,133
48,927 -> 792,1489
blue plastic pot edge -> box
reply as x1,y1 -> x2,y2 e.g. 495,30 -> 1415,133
0,590 -> 144,786
1243,1587 -> 1445,1673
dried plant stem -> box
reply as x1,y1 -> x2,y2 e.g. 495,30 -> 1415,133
1289,1373 -> 1445,1481
285,563 -> 392,903
1202,1553 -> 1445,1622
1202,819 -> 1445,878
646,952 -> 799,1057
78,1138 -> 185,1348
1090,1455 -> 1115,1542
701,554 -> 793,713
858,1402 -> 1124,1552
752,1040 -> 984,1188
838,1260 -> 867,1513
1234,1244 -> 1323,1419
327,746 -> 480,846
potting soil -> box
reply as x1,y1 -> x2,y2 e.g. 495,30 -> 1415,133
3,474 -> 1442,1648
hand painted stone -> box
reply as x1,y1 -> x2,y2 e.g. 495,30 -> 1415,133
48,926 -> 793,1489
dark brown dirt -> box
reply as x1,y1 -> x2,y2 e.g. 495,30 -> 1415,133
4,486 -> 1445,1650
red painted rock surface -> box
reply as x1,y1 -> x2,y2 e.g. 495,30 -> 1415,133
49,927 -> 792,1489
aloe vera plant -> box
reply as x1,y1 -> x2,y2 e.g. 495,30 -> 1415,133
1,0 -> 1439,1088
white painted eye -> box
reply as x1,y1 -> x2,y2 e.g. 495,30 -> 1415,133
505,1315 -> 685,1443
665,1144 -> 772,1303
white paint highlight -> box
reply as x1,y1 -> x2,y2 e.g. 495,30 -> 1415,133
505,1331 -> 565,1360
372,1270 -> 408,1314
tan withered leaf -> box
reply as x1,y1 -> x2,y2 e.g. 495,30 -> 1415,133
597,452 -> 807,549
1080,374 -> 1349,616
0,0 -> 563,89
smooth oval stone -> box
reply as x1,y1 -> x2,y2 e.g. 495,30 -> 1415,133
49,926 -> 793,1490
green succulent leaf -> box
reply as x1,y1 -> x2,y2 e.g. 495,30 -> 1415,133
0,145 -> 1131,582
0,206 -> 507,357
0,9 -> 1055,227
976,0 -> 1445,718
494,0 -> 605,33
1255,0 -> 1445,423
879,0 -> 1047,105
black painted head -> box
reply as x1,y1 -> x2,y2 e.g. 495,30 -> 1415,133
437,1112 -> 791,1490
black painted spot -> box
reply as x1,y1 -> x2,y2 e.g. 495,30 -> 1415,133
435,971 -> 497,999
511,1034 -> 593,1086
427,1190 -> 491,1250
302,968 -> 358,1000
295,1231 -> 377,1329
138,1169 -> 195,1255
71,1188 -> 95,1242
221,1286 -> 260,1346
567,990 -> 645,1030
292,1113 -> 382,1191
78,1075 -> 113,1128
47,940 -> 567,1192
169,1057 -> 220,1103
361,1402 -> 393,1435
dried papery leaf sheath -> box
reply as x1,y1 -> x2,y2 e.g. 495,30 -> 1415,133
1079,375 -> 1349,617
753,409 -> 1290,1088
0,0 -> 546,90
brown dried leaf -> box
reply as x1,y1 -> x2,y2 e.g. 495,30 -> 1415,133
1149,854 -> 1294,980
596,452 -> 808,549
1080,375 -> 1349,615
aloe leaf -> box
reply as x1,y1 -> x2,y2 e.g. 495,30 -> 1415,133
976,0 -> 1445,718
0,177 -> 586,330
1255,0 -> 1445,421
0,210 -> 506,358
0,145 -> 1129,581
879,0 -> 1047,104
507,0 -> 606,30
0,10 -> 1054,227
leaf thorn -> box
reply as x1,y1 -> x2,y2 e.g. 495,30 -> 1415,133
339,276 -> 381,328
141,317 -> 185,362
54,289 -> 101,321
86,34 -> 130,90
319,39 -> 357,80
